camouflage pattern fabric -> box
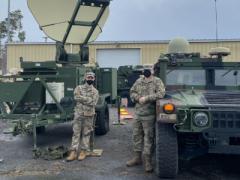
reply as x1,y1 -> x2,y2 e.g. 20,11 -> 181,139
74,83 -> 99,117
70,83 -> 99,151
130,76 -> 165,120
130,76 -> 165,155
33,145 -> 68,160
70,115 -> 94,151
133,118 -> 155,155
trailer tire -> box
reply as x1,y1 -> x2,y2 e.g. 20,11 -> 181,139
95,103 -> 109,135
155,122 -> 178,178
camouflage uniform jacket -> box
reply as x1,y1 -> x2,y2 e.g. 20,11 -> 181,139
130,76 -> 165,120
74,83 -> 99,117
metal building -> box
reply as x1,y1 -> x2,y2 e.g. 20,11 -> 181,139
6,39 -> 240,72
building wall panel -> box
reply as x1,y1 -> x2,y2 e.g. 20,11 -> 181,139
7,40 -> 240,71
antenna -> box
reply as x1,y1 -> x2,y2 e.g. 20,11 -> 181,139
43,37 -> 48,42
214,0 -> 219,46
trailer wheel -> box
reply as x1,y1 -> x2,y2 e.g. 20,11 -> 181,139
95,103 -> 109,135
155,121 -> 178,178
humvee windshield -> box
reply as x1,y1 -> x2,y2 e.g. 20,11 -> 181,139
166,68 -> 240,89
166,69 -> 206,86
215,70 -> 240,86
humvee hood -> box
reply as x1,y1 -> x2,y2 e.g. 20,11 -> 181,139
167,90 -> 240,107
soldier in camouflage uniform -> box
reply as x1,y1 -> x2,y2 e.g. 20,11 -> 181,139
66,72 -> 99,162
126,68 -> 165,172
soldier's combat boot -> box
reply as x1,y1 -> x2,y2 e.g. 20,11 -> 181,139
144,154 -> 153,173
66,150 -> 77,162
78,150 -> 87,161
126,152 -> 142,167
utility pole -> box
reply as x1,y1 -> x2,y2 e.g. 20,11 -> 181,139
7,0 -> 11,43
43,36 -> 48,43
3,0 -> 11,74
214,0 -> 219,46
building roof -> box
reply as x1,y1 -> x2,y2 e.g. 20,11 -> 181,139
6,39 -> 240,46
92,39 -> 240,44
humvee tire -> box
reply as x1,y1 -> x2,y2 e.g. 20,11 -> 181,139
155,122 -> 178,178
95,103 -> 109,135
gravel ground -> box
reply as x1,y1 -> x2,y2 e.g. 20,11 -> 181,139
0,107 -> 240,180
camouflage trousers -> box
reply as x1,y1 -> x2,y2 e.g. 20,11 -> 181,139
70,114 -> 94,152
132,117 -> 155,155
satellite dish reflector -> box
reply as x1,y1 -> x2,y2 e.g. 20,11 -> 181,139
27,0 -> 110,44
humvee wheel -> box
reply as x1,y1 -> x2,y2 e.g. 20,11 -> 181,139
155,122 -> 178,178
95,103 -> 109,135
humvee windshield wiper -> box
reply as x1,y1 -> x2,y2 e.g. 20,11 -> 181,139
222,69 -> 239,77
222,63 -> 240,77
221,69 -> 233,77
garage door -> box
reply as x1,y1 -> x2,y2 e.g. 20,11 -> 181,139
96,49 -> 140,68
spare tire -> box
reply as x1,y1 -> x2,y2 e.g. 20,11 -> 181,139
155,122 -> 178,178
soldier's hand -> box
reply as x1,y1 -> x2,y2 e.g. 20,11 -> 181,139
139,97 -> 146,104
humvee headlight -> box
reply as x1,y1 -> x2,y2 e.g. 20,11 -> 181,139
193,112 -> 208,127
163,103 -> 175,114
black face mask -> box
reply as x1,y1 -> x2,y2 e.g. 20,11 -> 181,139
143,69 -> 151,78
86,80 -> 94,85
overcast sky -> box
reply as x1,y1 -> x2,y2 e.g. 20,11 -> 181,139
1,0 -> 240,42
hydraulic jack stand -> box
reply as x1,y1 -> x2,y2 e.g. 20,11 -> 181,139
113,96 -> 127,125
87,115 -> 103,157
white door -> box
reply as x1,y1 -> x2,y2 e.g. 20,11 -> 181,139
96,49 -> 140,68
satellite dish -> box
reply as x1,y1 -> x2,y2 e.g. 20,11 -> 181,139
27,0 -> 110,44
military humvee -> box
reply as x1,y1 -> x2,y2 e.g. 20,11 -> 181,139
154,38 -> 240,178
